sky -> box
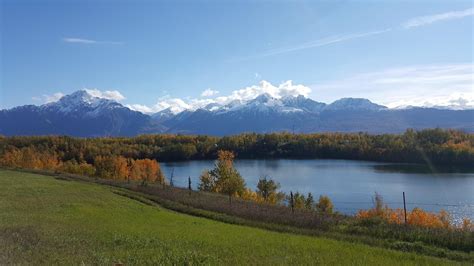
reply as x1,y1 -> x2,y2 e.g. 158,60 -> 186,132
1,0 -> 473,112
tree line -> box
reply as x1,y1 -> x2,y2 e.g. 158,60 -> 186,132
0,146 -> 164,185
0,128 -> 472,165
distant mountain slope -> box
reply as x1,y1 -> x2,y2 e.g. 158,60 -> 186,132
313,108 -> 474,134
0,90 -> 162,137
1,90 -> 472,136
160,95 -> 474,135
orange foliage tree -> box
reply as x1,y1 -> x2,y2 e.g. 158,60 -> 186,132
355,193 -> 472,230
130,158 -> 164,185
94,156 -> 130,180
0,147 -> 60,170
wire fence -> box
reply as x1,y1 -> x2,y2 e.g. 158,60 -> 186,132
331,201 -> 474,207
162,170 -> 474,221
328,199 -> 474,220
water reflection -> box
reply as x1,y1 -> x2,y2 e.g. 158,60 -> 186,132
373,164 -> 474,174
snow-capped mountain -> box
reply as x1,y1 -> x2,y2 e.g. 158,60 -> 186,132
220,93 -> 305,114
324,98 -> 387,111
1,90 -> 472,137
41,90 -> 123,116
157,94 -> 473,135
0,90 -> 161,137
151,107 -> 177,123
281,95 -> 327,113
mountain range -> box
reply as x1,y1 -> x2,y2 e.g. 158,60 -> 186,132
1,90 -> 472,136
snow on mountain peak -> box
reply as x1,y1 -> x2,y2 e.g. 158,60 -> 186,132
325,98 -> 387,111
61,90 -> 98,104
250,93 -> 276,104
43,90 -> 121,115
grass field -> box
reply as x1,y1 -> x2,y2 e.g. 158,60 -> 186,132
0,169 -> 464,265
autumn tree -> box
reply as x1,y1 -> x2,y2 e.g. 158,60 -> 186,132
256,176 -> 284,204
129,159 -> 140,181
292,192 -> 306,209
113,156 -> 129,180
0,147 -> 60,170
94,156 -> 115,179
94,156 -> 129,180
59,160 -> 96,176
142,159 -> 159,184
198,170 -> 216,192
220,171 -> 246,204
316,195 -> 334,214
0,148 -> 22,168
198,150 -> 246,203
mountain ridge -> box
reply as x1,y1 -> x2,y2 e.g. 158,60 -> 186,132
1,90 -> 472,136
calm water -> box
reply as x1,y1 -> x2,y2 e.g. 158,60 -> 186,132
161,159 -> 474,222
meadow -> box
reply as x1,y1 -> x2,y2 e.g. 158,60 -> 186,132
0,169 -> 464,265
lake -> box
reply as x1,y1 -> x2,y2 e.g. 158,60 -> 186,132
161,159 -> 474,223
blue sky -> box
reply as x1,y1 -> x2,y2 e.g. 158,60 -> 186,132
1,0 -> 473,111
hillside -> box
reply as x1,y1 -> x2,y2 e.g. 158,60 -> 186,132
0,170 -> 458,265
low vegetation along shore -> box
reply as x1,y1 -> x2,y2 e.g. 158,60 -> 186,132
0,169 -> 470,265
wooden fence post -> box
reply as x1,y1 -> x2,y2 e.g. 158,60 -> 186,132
290,191 -> 294,214
188,176 -> 192,195
403,192 -> 407,225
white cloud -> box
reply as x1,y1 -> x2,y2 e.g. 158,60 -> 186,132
125,104 -> 154,114
127,97 -> 210,114
32,92 -> 65,104
128,80 -> 311,114
62,37 -> 122,45
201,88 -> 219,97
63,38 -> 97,44
84,89 -> 125,101
389,93 -> 474,110
222,80 -> 311,102
311,63 -> 474,109
402,8 -> 474,29
128,98 -> 195,114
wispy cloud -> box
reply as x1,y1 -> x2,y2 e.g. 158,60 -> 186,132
62,37 -> 122,45
311,63 -> 474,109
239,8 -> 472,60
84,89 -> 126,101
257,29 -> 391,58
32,92 -> 65,103
402,8 -> 474,29
201,88 -> 219,97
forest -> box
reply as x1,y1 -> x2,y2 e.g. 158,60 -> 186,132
0,128 -> 472,165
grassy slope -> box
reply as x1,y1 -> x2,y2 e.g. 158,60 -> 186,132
0,170 -> 461,265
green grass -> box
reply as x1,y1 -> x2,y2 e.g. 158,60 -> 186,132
0,169 -> 463,265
